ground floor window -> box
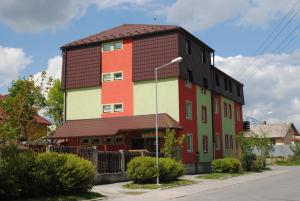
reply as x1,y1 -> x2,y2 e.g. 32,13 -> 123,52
202,135 -> 208,153
187,134 -> 193,152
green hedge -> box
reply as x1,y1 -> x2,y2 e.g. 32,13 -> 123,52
211,158 -> 242,173
0,145 -> 95,199
127,157 -> 184,183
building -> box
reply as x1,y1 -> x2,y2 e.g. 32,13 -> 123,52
0,95 -> 51,142
245,122 -> 299,145
53,24 -> 244,172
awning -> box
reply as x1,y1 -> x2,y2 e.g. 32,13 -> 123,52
52,113 -> 182,138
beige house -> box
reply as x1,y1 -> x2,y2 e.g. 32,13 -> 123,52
245,122 -> 299,145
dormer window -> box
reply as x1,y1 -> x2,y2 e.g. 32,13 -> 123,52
185,39 -> 191,55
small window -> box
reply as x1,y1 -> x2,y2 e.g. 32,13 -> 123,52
103,73 -> 112,82
114,72 -> 123,80
102,43 -> 113,51
115,136 -> 123,144
225,134 -> 229,149
224,102 -> 228,117
237,86 -> 241,97
202,48 -> 206,64
202,106 -> 207,123
185,70 -> 193,87
228,104 -> 232,119
215,73 -> 220,86
202,135 -> 208,153
201,78 -> 208,94
81,138 -> 90,145
185,101 -> 192,120
215,133 -> 220,150
214,98 -> 219,114
224,78 -> 228,91
103,105 -> 112,113
92,137 -> 102,145
114,104 -> 123,112
114,41 -> 123,50
186,39 -> 191,55
187,134 -> 193,152
229,81 -> 232,93
106,137 -> 114,145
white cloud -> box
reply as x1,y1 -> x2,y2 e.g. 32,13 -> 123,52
215,50 -> 300,129
0,0 -> 153,33
0,46 -> 32,87
162,0 -> 298,32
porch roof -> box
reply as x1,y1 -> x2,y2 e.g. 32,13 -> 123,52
52,113 -> 182,138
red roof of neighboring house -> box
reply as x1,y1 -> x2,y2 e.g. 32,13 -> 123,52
0,94 -> 51,125
52,113 -> 182,138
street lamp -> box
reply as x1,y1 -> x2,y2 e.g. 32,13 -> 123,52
155,56 -> 183,185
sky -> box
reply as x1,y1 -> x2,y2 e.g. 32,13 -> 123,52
0,0 -> 299,129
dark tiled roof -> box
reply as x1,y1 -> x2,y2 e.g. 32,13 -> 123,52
0,94 -> 51,125
62,24 -> 180,48
53,113 -> 182,138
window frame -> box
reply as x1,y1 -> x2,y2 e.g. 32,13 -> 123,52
103,104 -> 112,113
224,102 -> 228,118
102,73 -> 112,82
187,133 -> 193,152
81,138 -> 90,145
185,39 -> 191,55
185,101 -> 193,120
115,136 -> 124,145
228,104 -> 232,119
91,137 -> 102,145
202,135 -> 208,153
202,105 -> 207,123
102,41 -> 123,52
106,137 -> 114,145
114,103 -> 123,112
114,72 -> 123,80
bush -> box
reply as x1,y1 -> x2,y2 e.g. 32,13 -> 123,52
0,146 -> 95,199
241,153 -> 256,171
211,158 -> 242,173
252,156 -> 264,172
127,157 -> 184,183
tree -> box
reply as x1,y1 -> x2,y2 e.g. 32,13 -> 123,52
0,77 -> 45,143
45,79 -> 64,128
162,128 -> 185,159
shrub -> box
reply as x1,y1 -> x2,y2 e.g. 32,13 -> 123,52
211,158 -> 242,173
127,157 -> 184,183
252,156 -> 264,172
241,153 -> 256,171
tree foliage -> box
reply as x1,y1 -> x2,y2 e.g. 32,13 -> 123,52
45,79 -> 64,128
162,128 -> 185,159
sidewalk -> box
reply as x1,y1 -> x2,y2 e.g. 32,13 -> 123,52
92,167 -> 288,201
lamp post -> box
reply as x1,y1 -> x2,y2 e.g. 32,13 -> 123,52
155,56 -> 183,185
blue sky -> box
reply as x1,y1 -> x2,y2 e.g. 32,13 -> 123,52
0,0 -> 300,128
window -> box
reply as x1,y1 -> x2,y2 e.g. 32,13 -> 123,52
215,133 -> 220,150
114,72 -> 123,80
103,73 -> 112,82
228,104 -> 232,119
186,39 -> 191,55
185,101 -> 192,120
202,106 -> 207,123
92,137 -> 102,145
214,98 -> 219,114
224,102 -> 228,117
187,134 -> 193,152
225,134 -> 229,149
229,135 -> 234,149
229,81 -> 232,93
115,136 -> 123,144
224,78 -> 228,91
270,139 -> 276,145
114,104 -> 123,112
215,73 -> 220,86
202,48 -> 206,63
237,86 -> 241,97
185,70 -> 193,87
202,135 -> 208,153
102,41 -> 123,51
106,137 -> 114,144
81,138 -> 90,145
201,78 -> 208,94
103,105 -> 112,113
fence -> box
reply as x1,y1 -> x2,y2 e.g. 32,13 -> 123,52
253,145 -> 294,157
49,146 -> 164,174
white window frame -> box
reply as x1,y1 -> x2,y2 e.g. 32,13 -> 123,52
103,73 -> 112,82
114,72 -> 123,80
102,41 -> 123,52
81,138 -> 90,145
114,41 -> 123,50
106,137 -> 114,145
91,137 -> 102,145
103,104 -> 112,113
187,133 -> 193,152
202,135 -> 208,153
185,101 -> 192,120
114,103 -> 123,112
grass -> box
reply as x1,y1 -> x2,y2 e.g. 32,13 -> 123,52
197,172 -> 244,179
275,159 -> 300,166
122,179 -> 195,190
16,191 -> 104,201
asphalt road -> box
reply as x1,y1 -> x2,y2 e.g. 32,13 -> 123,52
174,166 -> 300,201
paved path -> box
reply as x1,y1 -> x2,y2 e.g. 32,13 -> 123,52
92,166 -> 299,201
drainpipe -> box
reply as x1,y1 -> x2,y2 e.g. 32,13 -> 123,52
211,60 -> 216,160
62,49 -> 67,122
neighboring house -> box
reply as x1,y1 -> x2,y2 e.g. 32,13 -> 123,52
52,24 -> 245,172
0,94 -> 51,142
245,122 -> 300,145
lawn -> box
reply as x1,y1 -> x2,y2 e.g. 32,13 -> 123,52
122,179 -> 195,190
275,159 -> 300,166
18,192 -> 104,201
197,172 -> 244,179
